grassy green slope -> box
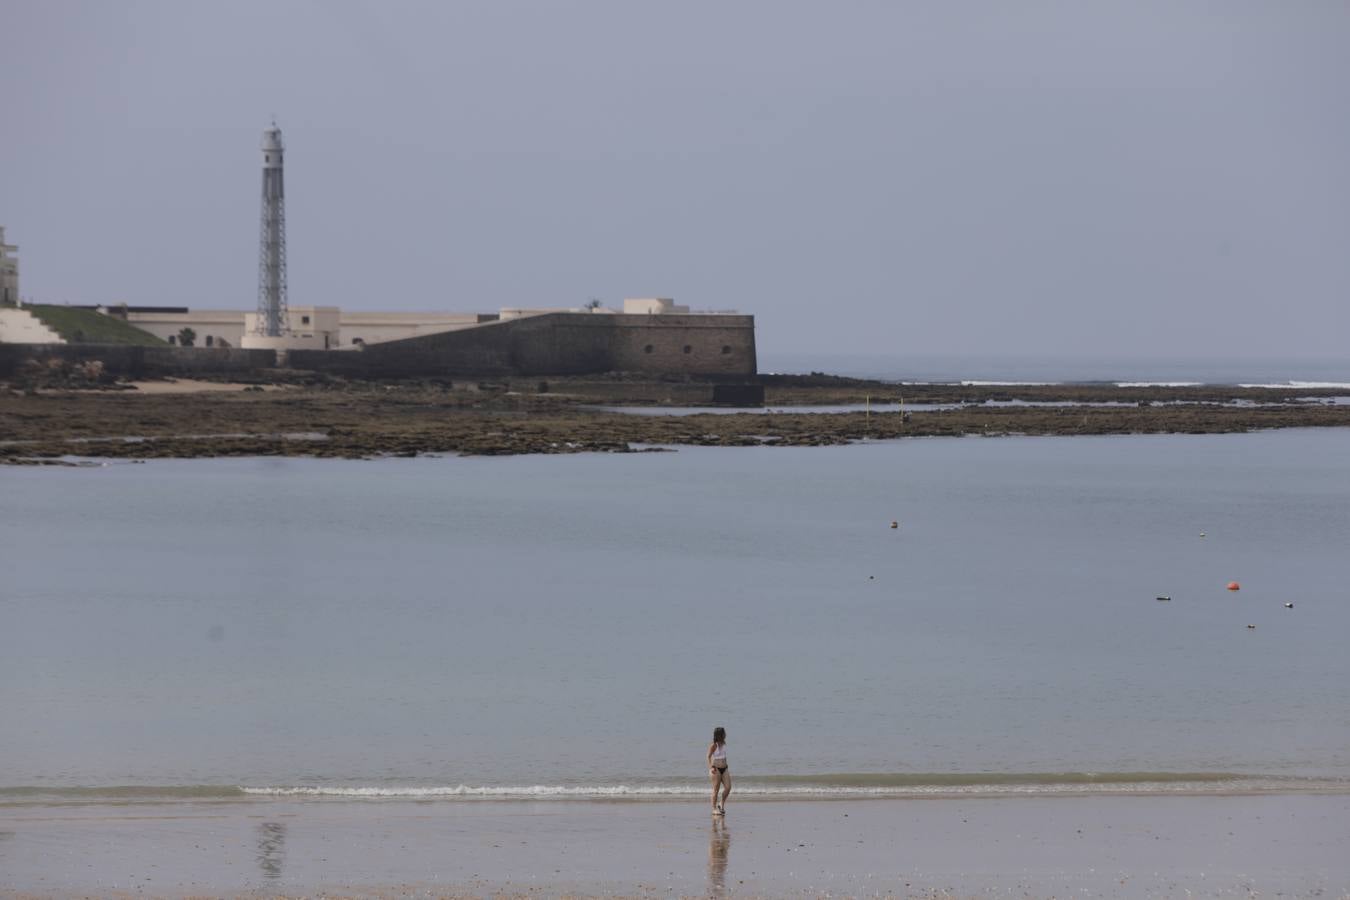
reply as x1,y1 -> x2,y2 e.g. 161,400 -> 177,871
27,306 -> 167,346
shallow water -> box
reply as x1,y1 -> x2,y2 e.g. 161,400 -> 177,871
3,430 -> 1349,800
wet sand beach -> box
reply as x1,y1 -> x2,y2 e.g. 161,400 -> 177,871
3,794 -> 1349,897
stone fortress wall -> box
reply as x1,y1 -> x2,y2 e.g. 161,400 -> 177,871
291,311 -> 757,378
0,311 -> 757,380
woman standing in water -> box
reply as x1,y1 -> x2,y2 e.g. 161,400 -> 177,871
707,726 -> 731,815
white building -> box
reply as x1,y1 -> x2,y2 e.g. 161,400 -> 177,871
0,227 -> 18,307
123,306 -> 337,349
242,306 -> 341,350
623,297 -> 690,315
127,308 -> 247,348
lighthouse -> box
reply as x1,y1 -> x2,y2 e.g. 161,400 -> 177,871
254,122 -> 289,338
242,125 -> 339,352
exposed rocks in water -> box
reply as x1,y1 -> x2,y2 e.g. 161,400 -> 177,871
2,376 -> 1349,463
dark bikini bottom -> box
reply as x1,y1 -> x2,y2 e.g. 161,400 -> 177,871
713,766 -> 728,775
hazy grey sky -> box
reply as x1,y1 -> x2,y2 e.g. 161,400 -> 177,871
3,1 -> 1347,360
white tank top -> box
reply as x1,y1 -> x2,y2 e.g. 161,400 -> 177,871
712,743 -> 727,764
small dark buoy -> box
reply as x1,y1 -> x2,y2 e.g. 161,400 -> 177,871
1247,624 -> 1256,629
1284,602 -> 1294,609
868,575 -> 875,580
890,521 -> 898,529
1156,595 -> 1171,602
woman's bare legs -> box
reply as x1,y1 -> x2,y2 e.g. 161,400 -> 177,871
710,768 -> 722,813
719,771 -> 731,812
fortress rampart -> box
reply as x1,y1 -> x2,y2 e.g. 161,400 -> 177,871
289,312 -> 756,378
0,312 -> 757,379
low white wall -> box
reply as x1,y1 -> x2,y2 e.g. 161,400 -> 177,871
127,311 -> 247,348
240,332 -> 331,351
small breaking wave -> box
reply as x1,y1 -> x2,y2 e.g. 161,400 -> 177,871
239,773 -> 1346,799
959,380 -> 1062,387
1115,382 -> 1204,388
7,773 -> 1349,805
1239,381 -> 1350,390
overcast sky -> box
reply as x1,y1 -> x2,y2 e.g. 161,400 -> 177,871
3,1 -> 1348,361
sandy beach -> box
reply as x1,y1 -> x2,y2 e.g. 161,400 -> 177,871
3,794 -> 1348,897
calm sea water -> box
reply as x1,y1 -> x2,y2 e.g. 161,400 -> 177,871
3,430 -> 1349,802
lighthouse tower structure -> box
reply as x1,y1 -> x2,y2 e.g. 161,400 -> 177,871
255,123 -> 288,337
242,123 -> 298,349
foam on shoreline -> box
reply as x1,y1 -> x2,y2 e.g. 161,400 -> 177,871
7,772 -> 1349,805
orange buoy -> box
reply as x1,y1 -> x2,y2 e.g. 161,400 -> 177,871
1227,581 -> 1241,591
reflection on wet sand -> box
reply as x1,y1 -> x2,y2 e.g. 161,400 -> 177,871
708,818 -> 730,895
256,821 -> 286,879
